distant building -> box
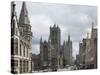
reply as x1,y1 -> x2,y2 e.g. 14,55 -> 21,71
40,24 -> 73,70
79,22 -> 97,69
75,54 -> 80,69
40,24 -> 62,70
32,54 -> 40,71
40,39 -> 51,69
11,2 -> 33,74
85,23 -> 97,68
79,38 -> 87,66
50,24 -> 61,69
62,34 -> 73,66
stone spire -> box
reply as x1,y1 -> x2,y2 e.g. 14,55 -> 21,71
19,1 -> 30,25
11,1 -> 19,36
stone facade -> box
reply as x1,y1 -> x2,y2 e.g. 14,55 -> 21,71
79,22 -> 97,69
11,2 -> 33,74
85,24 -> 97,68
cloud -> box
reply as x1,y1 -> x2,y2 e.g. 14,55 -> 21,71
30,15 -> 53,36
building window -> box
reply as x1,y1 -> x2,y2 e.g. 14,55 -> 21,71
14,38 -> 18,55
23,45 -> 25,57
43,45 -> 48,62
27,61 -> 28,72
23,60 -> 25,72
52,30 -> 55,35
11,38 -> 14,55
25,60 -> 27,72
20,44 -> 22,56
27,48 -> 28,57
11,59 -> 18,74
20,60 -> 22,73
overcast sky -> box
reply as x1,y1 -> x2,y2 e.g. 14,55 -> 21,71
15,1 -> 97,58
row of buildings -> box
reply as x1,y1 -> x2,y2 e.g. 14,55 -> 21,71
11,2 -> 33,74
77,23 -> 97,69
39,24 -> 73,70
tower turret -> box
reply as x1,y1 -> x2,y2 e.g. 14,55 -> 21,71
18,2 -> 32,42
19,2 -> 30,25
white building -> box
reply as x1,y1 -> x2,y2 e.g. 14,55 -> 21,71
11,1 -> 33,74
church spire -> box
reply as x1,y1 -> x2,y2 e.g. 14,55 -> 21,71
11,2 -> 20,36
19,1 -> 30,25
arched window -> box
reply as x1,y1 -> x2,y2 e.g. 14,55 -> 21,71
23,44 -> 25,56
14,38 -> 18,55
27,47 -> 28,57
20,60 -> 22,73
11,38 -> 14,55
20,42 -> 22,56
43,45 -> 48,61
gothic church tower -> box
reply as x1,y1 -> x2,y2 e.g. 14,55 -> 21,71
50,24 -> 61,68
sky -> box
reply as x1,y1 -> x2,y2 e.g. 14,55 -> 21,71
14,1 -> 97,59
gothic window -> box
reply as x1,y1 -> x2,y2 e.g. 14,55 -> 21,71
20,60 -> 22,73
27,61 -> 28,72
14,60 -> 18,68
20,43 -> 22,56
27,48 -> 28,57
11,60 -> 18,73
11,38 -> 14,55
94,38 -> 97,45
25,60 -> 27,72
94,38 -> 97,50
52,30 -> 55,36
14,38 -> 18,55
23,45 -> 25,56
43,45 -> 48,61
23,60 -> 25,72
